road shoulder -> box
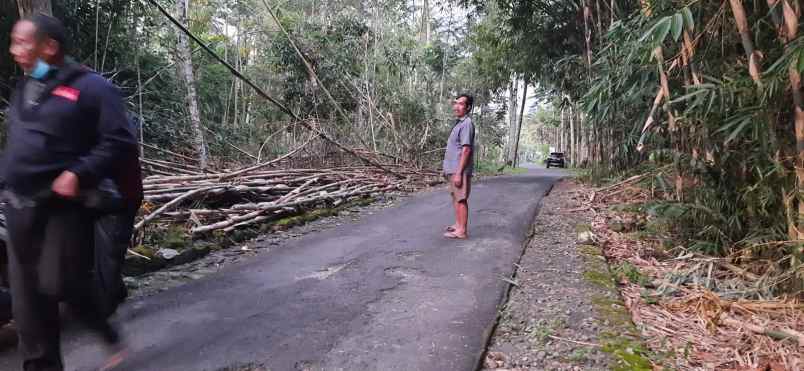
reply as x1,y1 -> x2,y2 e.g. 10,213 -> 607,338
482,179 -> 646,370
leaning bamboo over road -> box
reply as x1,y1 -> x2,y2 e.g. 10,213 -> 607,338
146,0 -> 403,178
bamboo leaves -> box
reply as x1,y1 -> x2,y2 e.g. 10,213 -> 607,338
500,0 -> 804,319
716,110 -> 757,145
640,7 -> 695,44
671,13 -> 684,42
640,15 -> 672,44
798,48 -> 804,73
766,38 -> 804,75
682,7 -> 694,32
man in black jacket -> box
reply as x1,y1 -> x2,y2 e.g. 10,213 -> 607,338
5,15 -> 138,371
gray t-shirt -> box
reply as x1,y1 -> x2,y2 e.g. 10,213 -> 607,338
442,116 -> 475,176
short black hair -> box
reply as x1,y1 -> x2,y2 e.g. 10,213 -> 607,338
25,14 -> 69,55
457,93 -> 474,112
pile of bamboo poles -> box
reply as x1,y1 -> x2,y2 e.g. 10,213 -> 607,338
134,127 -> 444,236
136,167 -> 400,235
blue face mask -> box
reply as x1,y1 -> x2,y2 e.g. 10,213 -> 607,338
29,59 -> 51,80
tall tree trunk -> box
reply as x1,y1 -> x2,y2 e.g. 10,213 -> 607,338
422,0 -> 431,44
587,115 -> 593,165
608,126 -> 614,169
175,0 -> 208,169
682,30 -> 702,86
728,0 -> 763,85
17,0 -> 51,17
577,108 -> 584,165
506,77 -> 519,165
242,35 -> 252,128
578,115 -> 584,166
569,101 -> 575,168
233,15 -> 240,127
513,77 -> 529,167
558,114 -> 564,153
438,31 -> 447,115
136,31 -> 144,158
557,126 -> 561,153
560,107 -> 566,152
573,109 -> 579,166
610,0 -> 615,27
774,0 -> 804,266
595,119 -> 602,165
579,114 -> 586,166
364,34 -> 377,152
94,0 -> 100,68
652,46 -> 685,199
581,0 -> 593,76
594,0 -> 603,43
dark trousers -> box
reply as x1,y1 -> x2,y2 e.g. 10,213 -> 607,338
5,200 -> 102,371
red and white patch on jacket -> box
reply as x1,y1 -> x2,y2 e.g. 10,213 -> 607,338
52,86 -> 80,102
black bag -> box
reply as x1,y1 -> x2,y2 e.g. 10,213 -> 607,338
88,177 -> 134,318
0,288 -> 11,323
93,207 -> 136,318
83,178 -> 127,213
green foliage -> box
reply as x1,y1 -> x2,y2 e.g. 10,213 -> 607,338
476,0 -> 801,287
640,7 -> 694,44
1,0 -> 512,169
162,225 -> 191,250
474,159 -> 504,176
603,341 -> 654,371
613,262 -> 650,287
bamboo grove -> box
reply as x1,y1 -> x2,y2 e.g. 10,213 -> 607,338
480,0 -> 803,293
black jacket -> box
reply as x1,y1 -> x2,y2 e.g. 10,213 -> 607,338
3,62 -> 137,197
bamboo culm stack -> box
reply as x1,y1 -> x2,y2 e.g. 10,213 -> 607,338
133,138 -> 442,236
137,166 -> 407,235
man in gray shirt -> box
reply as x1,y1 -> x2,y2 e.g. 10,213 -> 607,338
443,94 -> 475,239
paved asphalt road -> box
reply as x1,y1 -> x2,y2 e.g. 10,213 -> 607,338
0,168 -> 562,371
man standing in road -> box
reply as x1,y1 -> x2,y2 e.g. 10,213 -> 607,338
5,15 -> 138,371
443,94 -> 475,239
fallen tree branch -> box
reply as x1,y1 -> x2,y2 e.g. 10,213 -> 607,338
190,184 -> 390,234
141,158 -> 201,175
221,185 -> 392,232
548,335 -> 601,348
717,261 -> 761,281
595,165 -> 672,194
204,126 -> 258,160
135,186 -> 222,231
720,315 -> 804,346
219,133 -> 314,180
140,141 -> 198,164
126,248 -> 152,261
257,121 -> 295,163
